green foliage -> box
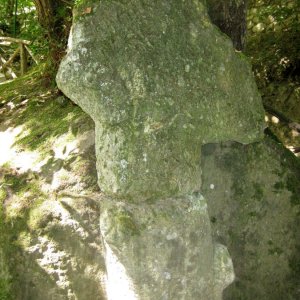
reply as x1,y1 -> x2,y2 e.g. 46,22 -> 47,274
0,278 -> 11,300
0,1 -> 48,64
74,0 -> 97,8
0,65 -> 90,156
246,0 -> 300,85
74,0 -> 85,7
18,6 -> 49,58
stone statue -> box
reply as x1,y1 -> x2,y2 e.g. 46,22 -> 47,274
57,1 -> 265,299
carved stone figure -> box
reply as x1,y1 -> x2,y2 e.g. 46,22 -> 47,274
57,1 -> 265,299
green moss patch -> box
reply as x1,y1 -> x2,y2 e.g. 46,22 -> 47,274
0,63 -> 100,299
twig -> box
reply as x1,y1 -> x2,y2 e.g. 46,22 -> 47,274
0,54 -> 17,79
25,45 -> 39,64
0,36 -> 31,45
3,47 -> 20,68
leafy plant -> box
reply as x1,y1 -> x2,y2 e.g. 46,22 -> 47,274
246,0 -> 300,85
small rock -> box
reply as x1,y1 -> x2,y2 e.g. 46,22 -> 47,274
55,96 -> 68,107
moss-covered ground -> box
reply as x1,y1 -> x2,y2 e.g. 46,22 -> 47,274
0,66 -> 99,298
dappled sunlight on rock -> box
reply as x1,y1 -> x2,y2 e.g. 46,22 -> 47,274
10,196 -> 106,299
213,243 -> 235,300
0,64 -> 101,299
104,240 -> 138,300
271,116 -> 280,124
0,117 -> 96,195
6,102 -> 16,110
36,129 -> 97,193
49,168 -> 72,191
0,126 -> 23,165
13,151 -> 40,174
291,129 -> 300,137
52,133 -> 79,160
28,237 -> 72,289
5,197 -> 27,219
0,125 -> 43,175
77,130 -> 95,152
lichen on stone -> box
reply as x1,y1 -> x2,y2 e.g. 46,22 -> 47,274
57,0 -> 265,201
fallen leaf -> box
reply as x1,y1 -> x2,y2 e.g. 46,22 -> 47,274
84,7 -> 92,14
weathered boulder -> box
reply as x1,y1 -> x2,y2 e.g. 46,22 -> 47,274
1,195 -> 106,300
57,0 -> 265,200
56,1 -> 265,299
100,194 -> 234,300
201,137 -> 300,299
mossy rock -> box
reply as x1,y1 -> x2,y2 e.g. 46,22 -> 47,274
57,0 -> 264,200
201,137 -> 300,299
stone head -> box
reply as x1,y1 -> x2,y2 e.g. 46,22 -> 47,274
57,0 -> 264,200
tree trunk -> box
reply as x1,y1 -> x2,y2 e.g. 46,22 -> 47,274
207,0 -> 248,51
5,0 -> 15,33
6,0 -> 14,19
33,0 -> 73,69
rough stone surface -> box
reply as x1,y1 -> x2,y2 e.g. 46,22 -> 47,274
57,0 -> 265,200
100,193 -> 234,300
201,137 -> 300,300
4,196 -> 106,300
55,1 -> 269,299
